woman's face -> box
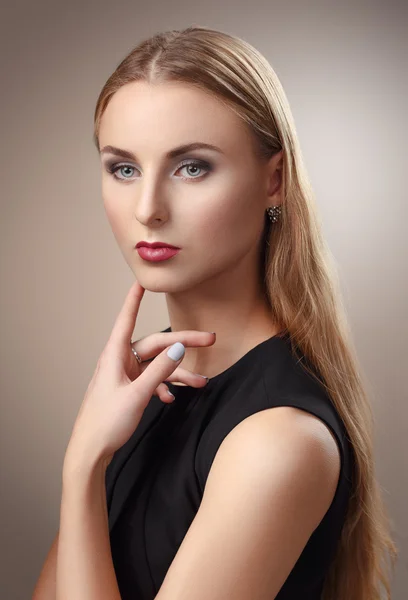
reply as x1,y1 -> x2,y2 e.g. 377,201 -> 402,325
98,80 -> 281,293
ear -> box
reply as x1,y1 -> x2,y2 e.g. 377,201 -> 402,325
265,150 -> 284,207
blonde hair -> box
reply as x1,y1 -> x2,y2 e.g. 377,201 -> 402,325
93,25 -> 398,599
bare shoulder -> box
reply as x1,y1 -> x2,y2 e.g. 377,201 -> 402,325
208,405 -> 342,526
228,404 -> 342,464
155,405 -> 342,599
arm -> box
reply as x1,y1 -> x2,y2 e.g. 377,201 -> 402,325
31,532 -> 59,600
55,458 -> 121,600
155,405 -> 341,600
50,405 -> 340,600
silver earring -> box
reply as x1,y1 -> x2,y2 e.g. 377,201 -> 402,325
266,206 -> 282,223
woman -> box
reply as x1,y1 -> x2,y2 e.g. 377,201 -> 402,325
33,25 -> 397,600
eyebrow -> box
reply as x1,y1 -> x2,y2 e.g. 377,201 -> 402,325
100,142 -> 224,160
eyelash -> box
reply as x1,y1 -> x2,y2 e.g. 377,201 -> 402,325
106,159 -> 212,183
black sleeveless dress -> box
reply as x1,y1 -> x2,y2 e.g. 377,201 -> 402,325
105,327 -> 354,599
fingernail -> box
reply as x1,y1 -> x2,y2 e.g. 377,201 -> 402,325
195,374 -> 209,382
167,390 -> 175,399
167,342 -> 185,361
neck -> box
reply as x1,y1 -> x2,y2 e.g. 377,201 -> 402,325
165,266 -> 281,383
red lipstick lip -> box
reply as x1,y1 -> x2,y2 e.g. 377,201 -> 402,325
135,241 -> 180,249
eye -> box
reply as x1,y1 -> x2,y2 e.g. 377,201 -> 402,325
106,159 -> 211,182
107,164 -> 137,181
175,159 -> 211,181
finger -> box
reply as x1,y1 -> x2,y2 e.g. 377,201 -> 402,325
108,280 -> 145,348
155,382 -> 176,404
139,363 -> 209,387
131,342 -> 186,400
164,367 -> 209,387
131,330 -> 215,361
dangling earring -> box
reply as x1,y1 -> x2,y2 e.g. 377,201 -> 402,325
266,206 -> 282,223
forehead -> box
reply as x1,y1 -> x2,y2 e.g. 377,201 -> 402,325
98,80 -> 254,154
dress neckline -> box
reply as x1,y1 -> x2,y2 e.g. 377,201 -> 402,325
164,327 -> 290,392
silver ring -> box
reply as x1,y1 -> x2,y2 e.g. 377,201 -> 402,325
130,341 -> 142,364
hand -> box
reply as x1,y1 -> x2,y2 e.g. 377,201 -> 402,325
63,280 -> 216,473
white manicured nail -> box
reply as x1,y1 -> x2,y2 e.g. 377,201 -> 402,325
167,342 -> 185,361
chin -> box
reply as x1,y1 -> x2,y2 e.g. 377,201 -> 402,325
131,269 -> 204,295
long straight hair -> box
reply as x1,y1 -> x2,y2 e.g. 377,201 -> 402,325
92,25 -> 398,599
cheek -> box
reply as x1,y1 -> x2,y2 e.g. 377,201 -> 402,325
190,191 -> 260,266
103,196 -> 130,245
194,180 -> 260,247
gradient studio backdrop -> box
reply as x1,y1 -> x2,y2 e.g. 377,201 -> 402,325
1,1 -> 407,598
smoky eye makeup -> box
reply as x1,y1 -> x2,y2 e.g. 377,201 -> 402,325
102,156 -> 214,181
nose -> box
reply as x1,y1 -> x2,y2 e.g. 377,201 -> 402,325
132,173 -> 169,226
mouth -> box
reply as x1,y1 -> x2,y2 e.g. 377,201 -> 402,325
136,245 -> 181,262
135,241 -> 180,249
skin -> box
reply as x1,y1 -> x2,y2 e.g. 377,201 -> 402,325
98,80 -> 284,384
32,80 -> 341,600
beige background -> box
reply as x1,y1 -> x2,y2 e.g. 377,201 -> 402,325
1,1 -> 406,598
